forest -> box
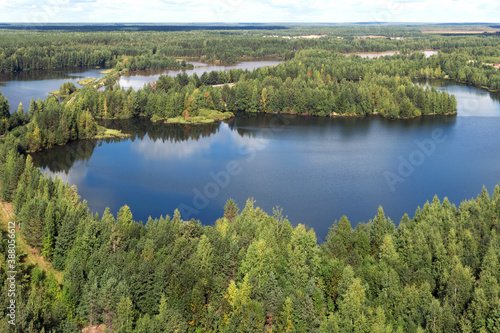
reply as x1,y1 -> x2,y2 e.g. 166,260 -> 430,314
85,50 -> 459,120
0,24 -> 500,332
0,138 -> 499,332
2,48 -> 466,152
0,25 -> 499,71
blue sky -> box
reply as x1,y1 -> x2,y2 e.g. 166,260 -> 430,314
0,0 -> 498,23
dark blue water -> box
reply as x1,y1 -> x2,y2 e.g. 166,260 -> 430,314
117,60 -> 283,90
0,68 -> 108,111
32,80 -> 500,242
0,60 -> 282,109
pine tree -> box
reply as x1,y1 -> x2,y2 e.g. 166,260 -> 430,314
446,258 -> 475,316
153,295 -> 188,332
117,204 -> 134,238
1,150 -> 24,201
53,208 -> 80,270
338,278 -> 369,332
277,297 -> 294,332
0,90 -> 10,130
224,198 -> 239,222
114,296 -> 134,333
41,201 -> 56,259
19,197 -> 46,249
324,216 -> 353,260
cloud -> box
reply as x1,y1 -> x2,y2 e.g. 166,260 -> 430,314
0,0 -> 498,22
130,123 -> 269,161
131,136 -> 213,160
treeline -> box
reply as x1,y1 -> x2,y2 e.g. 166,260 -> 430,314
115,56 -> 191,72
372,51 -> 500,91
30,119 -> 221,174
0,89 -> 102,152
290,50 -> 500,92
0,93 -> 30,136
1,143 -> 499,332
70,51 -> 457,120
2,27 -> 500,73
0,24 -> 287,32
0,29 -> 291,72
0,30 -> 194,73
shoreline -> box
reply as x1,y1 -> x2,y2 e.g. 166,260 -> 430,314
23,110 -> 457,154
263,109 -> 457,120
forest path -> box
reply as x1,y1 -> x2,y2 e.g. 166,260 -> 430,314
0,199 -> 63,284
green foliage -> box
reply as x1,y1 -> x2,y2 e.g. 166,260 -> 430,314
0,149 -> 24,201
2,26 -> 500,332
66,51 -> 460,121
0,90 -> 10,134
2,133 -> 500,331
59,82 -> 78,96
224,198 -> 239,222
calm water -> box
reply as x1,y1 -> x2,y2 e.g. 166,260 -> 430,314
117,60 -> 283,90
0,60 -> 280,109
0,68 -> 108,111
32,81 -> 500,242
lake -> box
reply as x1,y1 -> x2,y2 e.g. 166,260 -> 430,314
0,60 -> 282,109
0,68 -> 109,111
346,50 -> 438,59
117,60 -> 284,90
32,80 -> 500,242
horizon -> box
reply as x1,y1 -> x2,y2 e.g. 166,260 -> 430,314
1,22 -> 500,25
1,0 -> 499,24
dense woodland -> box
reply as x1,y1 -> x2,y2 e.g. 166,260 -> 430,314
0,25 -> 500,332
0,91 -> 102,152
0,140 -> 500,332
1,26 -> 500,72
83,50 -> 459,121
2,49 -> 465,152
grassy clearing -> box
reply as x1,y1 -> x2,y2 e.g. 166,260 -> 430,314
49,90 -> 64,98
420,25 -> 500,34
98,69 -> 114,74
77,78 -> 96,86
0,199 -> 63,284
162,109 -> 234,124
94,126 -> 130,139
212,82 -> 236,88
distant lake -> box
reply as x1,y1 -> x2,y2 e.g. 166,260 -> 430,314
0,60 -> 282,110
0,68 -> 108,111
32,80 -> 500,242
117,60 -> 284,90
346,50 -> 438,59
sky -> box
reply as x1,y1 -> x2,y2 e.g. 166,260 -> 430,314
0,0 -> 498,23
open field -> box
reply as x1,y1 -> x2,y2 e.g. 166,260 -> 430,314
421,25 -> 500,34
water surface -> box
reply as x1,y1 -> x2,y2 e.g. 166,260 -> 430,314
32,81 -> 500,242
0,68 -> 108,111
117,60 -> 283,90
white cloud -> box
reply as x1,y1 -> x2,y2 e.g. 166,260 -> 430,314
131,136 -> 213,160
130,123 -> 270,160
0,0 -> 498,22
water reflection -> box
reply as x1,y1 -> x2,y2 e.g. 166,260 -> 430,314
418,79 -> 500,117
31,139 -> 101,173
100,118 -> 222,143
117,60 -> 283,90
30,82 -> 500,242
0,68 -> 108,110
32,119 -> 223,172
